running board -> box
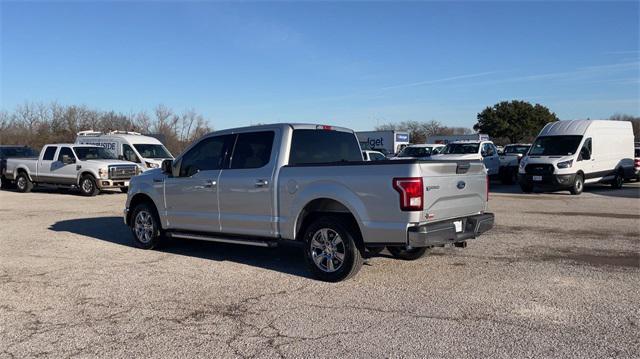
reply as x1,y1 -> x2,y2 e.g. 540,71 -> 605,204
167,232 -> 277,248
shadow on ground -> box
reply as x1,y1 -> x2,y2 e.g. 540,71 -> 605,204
49,216 -> 312,278
489,181 -> 640,199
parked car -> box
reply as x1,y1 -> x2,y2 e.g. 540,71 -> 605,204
431,140 -> 500,177
518,120 -> 635,194
634,146 -> 640,181
362,150 -> 386,161
3,144 -> 140,196
0,145 -> 38,189
124,123 -> 494,282
498,144 -> 531,184
76,130 -> 173,170
394,144 -> 446,160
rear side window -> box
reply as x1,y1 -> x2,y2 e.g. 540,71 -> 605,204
179,135 -> 233,177
289,130 -> 362,165
57,147 -> 74,162
230,131 -> 275,169
42,146 -> 57,161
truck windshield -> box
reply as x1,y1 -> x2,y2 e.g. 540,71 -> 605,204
0,147 -> 38,158
504,145 -> 530,155
133,144 -> 172,159
289,129 -> 363,164
74,147 -> 117,160
443,143 -> 480,154
529,136 -> 582,156
397,146 -> 432,158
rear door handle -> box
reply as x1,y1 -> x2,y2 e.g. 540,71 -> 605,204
255,179 -> 269,188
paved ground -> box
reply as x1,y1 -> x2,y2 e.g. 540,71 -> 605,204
1,183 -> 639,358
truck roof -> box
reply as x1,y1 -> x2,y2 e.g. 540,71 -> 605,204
203,123 -> 355,137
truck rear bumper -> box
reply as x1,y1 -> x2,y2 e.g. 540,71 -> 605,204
407,213 -> 494,247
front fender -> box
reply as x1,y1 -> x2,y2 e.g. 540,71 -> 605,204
127,177 -> 167,229
288,180 -> 368,240
76,169 -> 100,185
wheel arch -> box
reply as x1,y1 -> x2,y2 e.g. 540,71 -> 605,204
294,198 -> 364,250
127,193 -> 161,227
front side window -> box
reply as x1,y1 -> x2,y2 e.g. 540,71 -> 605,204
74,147 -> 117,160
230,131 -> 275,169
530,136 -> 583,156
133,144 -> 172,159
443,143 -> 480,155
179,135 -> 233,177
289,130 -> 362,165
57,147 -> 75,162
123,144 -> 140,163
579,138 -> 592,161
42,146 -> 58,161
482,143 -> 495,157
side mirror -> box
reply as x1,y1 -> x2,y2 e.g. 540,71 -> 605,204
161,159 -> 173,174
62,155 -> 75,164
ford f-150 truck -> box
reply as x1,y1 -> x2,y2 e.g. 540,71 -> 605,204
124,124 -> 494,281
3,144 -> 140,196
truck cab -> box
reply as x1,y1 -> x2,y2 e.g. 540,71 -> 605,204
432,140 -> 500,176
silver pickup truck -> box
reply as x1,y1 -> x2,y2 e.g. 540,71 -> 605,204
124,124 -> 494,281
3,144 -> 140,196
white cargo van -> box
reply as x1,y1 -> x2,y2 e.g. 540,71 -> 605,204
76,131 -> 173,170
518,120 -> 635,195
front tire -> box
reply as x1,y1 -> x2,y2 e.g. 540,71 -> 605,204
387,246 -> 430,260
120,187 -> 129,193
303,216 -> 364,282
519,182 -> 533,193
130,202 -> 163,249
79,175 -> 100,196
15,173 -> 33,193
570,174 -> 584,195
611,171 -> 624,189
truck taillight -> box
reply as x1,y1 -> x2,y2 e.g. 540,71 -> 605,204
316,125 -> 333,131
486,175 -> 489,201
635,159 -> 640,168
392,177 -> 423,211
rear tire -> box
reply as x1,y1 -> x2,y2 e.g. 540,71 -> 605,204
387,246 -> 430,260
130,202 -> 163,249
15,173 -> 33,193
570,174 -> 584,195
501,168 -> 517,185
79,175 -> 100,196
519,182 -> 533,193
303,216 -> 364,282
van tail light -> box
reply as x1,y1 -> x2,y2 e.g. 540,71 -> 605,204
486,175 -> 489,201
392,177 -> 423,211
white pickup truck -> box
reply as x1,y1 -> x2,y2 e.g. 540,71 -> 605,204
124,124 -> 494,281
3,144 -> 140,196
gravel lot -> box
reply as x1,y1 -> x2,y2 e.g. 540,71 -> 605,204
1,183 -> 639,358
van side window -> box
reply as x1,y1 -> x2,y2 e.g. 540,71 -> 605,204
57,147 -> 74,162
179,135 -> 233,177
123,144 -> 140,163
579,138 -> 592,161
230,131 -> 275,169
42,146 -> 57,161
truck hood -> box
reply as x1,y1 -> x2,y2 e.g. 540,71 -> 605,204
82,159 -> 138,166
430,153 -> 481,161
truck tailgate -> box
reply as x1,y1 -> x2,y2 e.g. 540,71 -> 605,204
419,161 -> 487,222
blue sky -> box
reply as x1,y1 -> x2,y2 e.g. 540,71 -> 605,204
1,1 -> 639,131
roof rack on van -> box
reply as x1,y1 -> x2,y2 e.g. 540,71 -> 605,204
108,130 -> 141,136
77,130 -> 102,137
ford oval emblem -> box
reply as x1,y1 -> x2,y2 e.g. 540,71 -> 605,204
457,181 -> 466,190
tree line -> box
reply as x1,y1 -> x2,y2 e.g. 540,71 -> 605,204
376,100 -> 640,145
0,103 -> 211,155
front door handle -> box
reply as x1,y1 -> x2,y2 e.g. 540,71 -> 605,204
255,179 -> 269,188
204,180 -> 217,188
